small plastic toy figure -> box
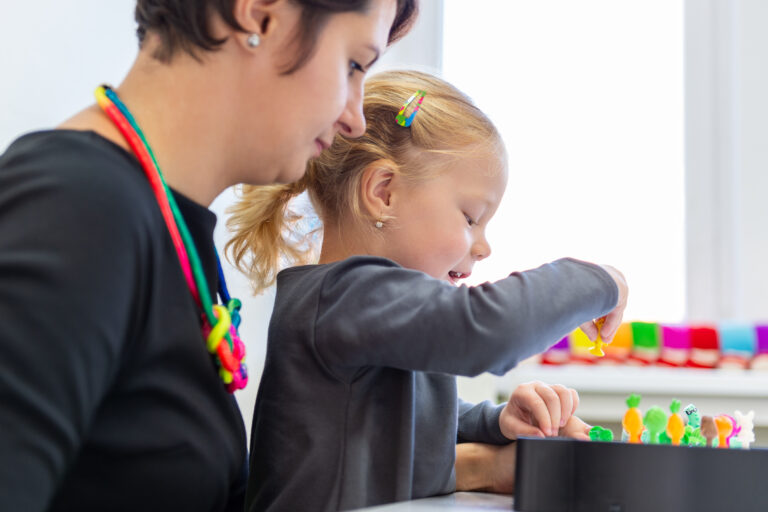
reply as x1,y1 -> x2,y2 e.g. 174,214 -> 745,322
623,394 -> 644,443
732,410 -> 755,449
714,415 -> 733,448
724,414 -> 740,447
643,406 -> 668,444
682,426 -> 706,447
701,416 -> 718,448
589,317 -> 606,357
684,403 -> 702,429
589,425 -> 614,442
666,400 -> 685,446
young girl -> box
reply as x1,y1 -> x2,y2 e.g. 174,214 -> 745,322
228,70 -> 628,511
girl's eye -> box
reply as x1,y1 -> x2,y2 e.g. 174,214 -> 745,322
464,214 -> 475,226
349,61 -> 364,77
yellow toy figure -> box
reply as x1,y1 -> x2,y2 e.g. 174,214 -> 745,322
589,317 -> 607,357
623,394 -> 644,443
666,400 -> 685,446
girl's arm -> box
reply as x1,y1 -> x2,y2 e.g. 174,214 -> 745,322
455,414 -> 591,494
314,256 -> 619,378
455,442 -> 516,494
457,398 -> 508,444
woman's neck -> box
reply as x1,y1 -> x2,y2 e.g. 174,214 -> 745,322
59,46 -> 240,207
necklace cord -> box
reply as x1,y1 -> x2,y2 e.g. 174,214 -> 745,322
94,85 -> 246,392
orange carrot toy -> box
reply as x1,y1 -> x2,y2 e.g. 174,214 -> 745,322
666,399 -> 685,446
623,394 -> 644,443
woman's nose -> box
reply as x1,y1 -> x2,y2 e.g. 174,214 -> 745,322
335,85 -> 366,138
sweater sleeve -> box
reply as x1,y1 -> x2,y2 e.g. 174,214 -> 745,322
457,398 -> 510,445
0,146 -> 143,511
314,256 -> 618,378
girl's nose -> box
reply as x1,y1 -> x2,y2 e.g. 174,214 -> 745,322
471,237 -> 491,261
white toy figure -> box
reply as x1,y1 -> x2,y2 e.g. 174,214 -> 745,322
732,410 -> 755,449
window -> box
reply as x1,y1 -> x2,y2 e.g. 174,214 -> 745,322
442,0 -> 685,322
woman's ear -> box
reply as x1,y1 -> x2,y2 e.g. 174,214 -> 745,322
360,159 -> 398,222
231,0 -> 285,50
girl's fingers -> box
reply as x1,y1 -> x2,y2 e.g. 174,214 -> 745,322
550,384 -> 573,428
569,388 -> 580,417
561,415 -> 591,439
579,320 -> 598,341
532,382 -> 562,436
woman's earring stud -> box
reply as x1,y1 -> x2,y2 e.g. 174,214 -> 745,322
375,220 -> 384,229
247,34 -> 261,48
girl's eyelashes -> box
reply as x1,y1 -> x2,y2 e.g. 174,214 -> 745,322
348,60 -> 365,77
464,213 -> 476,226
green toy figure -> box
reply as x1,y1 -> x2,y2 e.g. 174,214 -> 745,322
589,425 -> 614,442
682,403 -> 706,446
684,403 -> 702,428
643,406 -> 668,444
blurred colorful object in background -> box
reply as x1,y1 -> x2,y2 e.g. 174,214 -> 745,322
540,322 -> 768,370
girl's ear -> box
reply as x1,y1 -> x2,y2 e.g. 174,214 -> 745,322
360,159 -> 399,221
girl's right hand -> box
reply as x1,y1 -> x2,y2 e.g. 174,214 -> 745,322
579,264 -> 628,343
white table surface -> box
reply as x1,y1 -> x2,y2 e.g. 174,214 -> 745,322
352,492 -> 514,511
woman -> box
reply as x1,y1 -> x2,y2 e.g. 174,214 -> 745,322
0,1 -> 415,510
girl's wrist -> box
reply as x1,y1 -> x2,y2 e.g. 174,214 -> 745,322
455,443 -> 496,491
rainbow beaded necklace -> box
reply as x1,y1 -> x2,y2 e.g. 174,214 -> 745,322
95,85 -> 247,393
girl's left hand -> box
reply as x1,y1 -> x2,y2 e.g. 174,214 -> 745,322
498,381 -> 590,440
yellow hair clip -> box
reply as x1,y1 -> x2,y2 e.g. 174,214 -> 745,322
395,90 -> 426,127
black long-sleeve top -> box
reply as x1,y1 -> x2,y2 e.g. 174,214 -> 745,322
0,131 -> 247,511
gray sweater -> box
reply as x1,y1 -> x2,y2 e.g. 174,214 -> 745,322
245,256 -> 618,511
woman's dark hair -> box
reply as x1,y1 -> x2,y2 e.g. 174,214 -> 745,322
135,0 -> 418,71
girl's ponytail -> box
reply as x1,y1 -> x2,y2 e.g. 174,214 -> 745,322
226,178 -> 312,293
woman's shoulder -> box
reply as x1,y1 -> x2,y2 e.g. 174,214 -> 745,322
0,129 -> 158,227
1,129 -> 148,202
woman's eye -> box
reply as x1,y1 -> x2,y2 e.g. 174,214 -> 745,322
349,61 -> 364,77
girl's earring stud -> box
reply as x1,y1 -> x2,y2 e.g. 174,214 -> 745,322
247,34 -> 261,48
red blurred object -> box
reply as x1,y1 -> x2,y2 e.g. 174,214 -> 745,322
686,326 -> 720,368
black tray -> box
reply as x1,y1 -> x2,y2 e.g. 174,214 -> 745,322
514,437 -> 768,512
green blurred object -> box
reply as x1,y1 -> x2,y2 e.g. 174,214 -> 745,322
631,322 -> 660,349
643,406 -> 668,444
589,425 -> 614,442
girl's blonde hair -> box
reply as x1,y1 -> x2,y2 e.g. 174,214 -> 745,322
226,69 -> 505,293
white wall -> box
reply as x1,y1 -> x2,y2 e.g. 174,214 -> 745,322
0,1 -> 138,151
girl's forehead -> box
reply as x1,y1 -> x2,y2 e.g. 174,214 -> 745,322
442,152 -> 508,182
429,155 -> 508,201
